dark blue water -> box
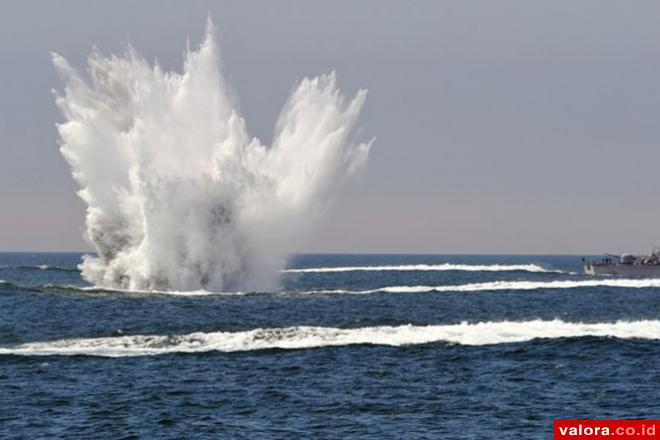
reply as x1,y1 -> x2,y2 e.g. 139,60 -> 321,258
1,253 -> 658,439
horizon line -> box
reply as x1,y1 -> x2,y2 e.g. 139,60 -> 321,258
0,250 -> 606,256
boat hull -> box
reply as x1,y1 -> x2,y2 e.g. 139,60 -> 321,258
584,263 -> 660,276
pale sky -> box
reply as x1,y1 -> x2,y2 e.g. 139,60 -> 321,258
2,0 -> 660,254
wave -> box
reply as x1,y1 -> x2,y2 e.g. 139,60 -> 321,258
1,319 -> 658,357
2,280 -> 238,296
39,283 -> 227,297
30,278 -> 660,298
3,263 -> 562,275
319,278 -> 660,295
0,279 -> 42,293
282,263 -> 561,274
0,265 -> 80,273
32,265 -> 80,273
0,279 -> 22,288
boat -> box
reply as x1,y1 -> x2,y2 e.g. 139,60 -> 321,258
583,246 -> 660,276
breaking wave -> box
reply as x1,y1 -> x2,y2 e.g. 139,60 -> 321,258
1,319 -> 658,357
283,263 -> 560,274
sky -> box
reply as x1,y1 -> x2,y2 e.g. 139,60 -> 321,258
1,0 -> 660,254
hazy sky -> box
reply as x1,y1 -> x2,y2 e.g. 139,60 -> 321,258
2,0 -> 660,253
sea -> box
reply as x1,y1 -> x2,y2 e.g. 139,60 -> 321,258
1,253 -> 658,439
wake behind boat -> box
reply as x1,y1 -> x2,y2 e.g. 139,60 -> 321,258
584,246 -> 660,276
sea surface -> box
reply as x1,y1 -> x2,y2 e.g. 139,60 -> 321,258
1,253 -> 658,439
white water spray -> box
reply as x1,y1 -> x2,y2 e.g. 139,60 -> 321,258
53,19 -> 372,292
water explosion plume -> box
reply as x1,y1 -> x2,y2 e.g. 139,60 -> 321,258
52,20 -> 372,292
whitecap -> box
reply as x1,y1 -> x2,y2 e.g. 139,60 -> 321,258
2,319 -> 658,357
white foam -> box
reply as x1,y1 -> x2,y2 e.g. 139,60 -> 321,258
337,278 -> 660,295
1,319 -> 657,357
40,278 -> 660,298
283,263 -> 559,274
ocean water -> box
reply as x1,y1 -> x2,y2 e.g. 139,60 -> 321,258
0,253 -> 658,439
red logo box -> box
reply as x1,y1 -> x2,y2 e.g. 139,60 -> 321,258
554,420 -> 658,439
